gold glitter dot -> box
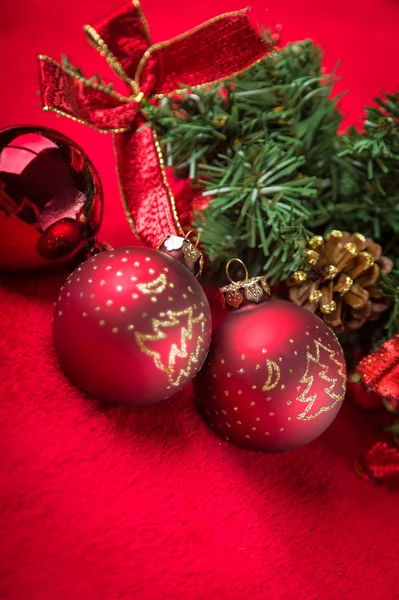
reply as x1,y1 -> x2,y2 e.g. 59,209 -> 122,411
58,296 -> 62,301
281,384 -> 285,390
252,385 -> 257,390
132,294 -> 139,300
294,351 -> 298,356
289,339 -> 294,343
100,280 -> 106,286
121,306 -> 126,312
112,327 -> 119,334
221,359 -> 225,364
67,292 -> 71,297
201,301 -> 204,307
266,396 -> 271,401
280,427 -> 285,432
245,434 -> 251,439
256,417 -> 260,422
278,357 -> 283,362
151,297 -> 157,303
88,279 -> 93,283
95,307 -> 101,312
226,373 -> 231,378
316,325 -> 319,329
237,368 -> 245,374
224,390 -> 229,396
77,278 -> 80,282
215,411 -> 219,416
128,324 -> 134,330
82,312 -> 87,317
233,406 -> 238,411
226,422 -> 231,428
238,390 -> 242,395
213,374 -> 217,378
269,412 -> 275,416
109,254 -> 114,258
262,348 -> 267,354
225,436 -> 230,441
122,258 -> 128,262
134,262 -> 140,267
256,364 -> 261,370
93,266 -> 98,270
131,276 -> 137,282
125,250 -> 130,254
250,401 -> 255,406
99,320 -> 105,326
164,267 -> 169,272
288,417 -> 292,421
237,421 -> 242,425
142,312 -> 148,318
116,271 -> 123,277
149,268 -> 155,275
241,354 -> 246,360
168,297 -> 173,301
188,286 -> 194,293
287,401 -> 292,406
67,280 -> 71,284
289,369 -> 293,373
221,409 -> 227,415
213,395 -> 217,400
77,267 -> 82,272
305,331 -> 310,336
58,311 -> 62,316
306,345 -> 310,350
265,432 -> 270,436
107,300 -> 113,306
169,283 -> 175,289
90,294 -> 95,299
252,426 -> 256,431
106,266 -> 112,271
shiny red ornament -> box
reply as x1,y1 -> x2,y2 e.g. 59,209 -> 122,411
194,271 -> 346,453
0,125 -> 103,270
53,247 -> 212,406
38,2 -> 270,248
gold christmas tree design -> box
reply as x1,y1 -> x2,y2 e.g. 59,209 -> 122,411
296,339 -> 346,420
135,307 -> 206,387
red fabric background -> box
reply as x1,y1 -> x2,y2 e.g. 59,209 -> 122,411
1,1 -> 399,599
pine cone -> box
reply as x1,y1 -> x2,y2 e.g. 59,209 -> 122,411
287,231 -> 393,332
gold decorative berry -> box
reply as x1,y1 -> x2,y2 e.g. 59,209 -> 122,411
182,242 -> 201,262
288,231 -> 393,332
245,281 -> 263,303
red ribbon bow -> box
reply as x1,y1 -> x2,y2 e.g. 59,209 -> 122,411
38,1 -> 270,248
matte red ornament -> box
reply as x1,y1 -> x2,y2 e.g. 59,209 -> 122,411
194,268 -> 346,453
0,125 -> 103,270
53,247 -> 212,406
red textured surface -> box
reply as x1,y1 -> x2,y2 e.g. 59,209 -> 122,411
1,1 -> 399,599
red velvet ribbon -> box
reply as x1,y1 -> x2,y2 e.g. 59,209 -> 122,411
356,336 -> 399,481
38,2 -> 270,248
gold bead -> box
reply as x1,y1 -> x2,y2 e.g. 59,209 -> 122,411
353,233 -> 367,243
308,235 -> 323,249
309,289 -> 322,303
327,230 -> 343,240
324,265 -> 339,280
340,275 -> 353,295
293,270 -> 307,282
320,301 -> 337,314
306,250 -> 320,266
361,251 -> 374,267
344,242 -> 357,256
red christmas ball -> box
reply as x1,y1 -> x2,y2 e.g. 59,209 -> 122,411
0,125 -> 103,270
37,217 -> 83,259
53,246 -> 212,406
194,274 -> 346,452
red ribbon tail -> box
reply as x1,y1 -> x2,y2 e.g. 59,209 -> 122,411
113,116 -> 184,247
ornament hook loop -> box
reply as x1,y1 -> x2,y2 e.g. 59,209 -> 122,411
226,258 -> 249,284
184,230 -> 200,247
